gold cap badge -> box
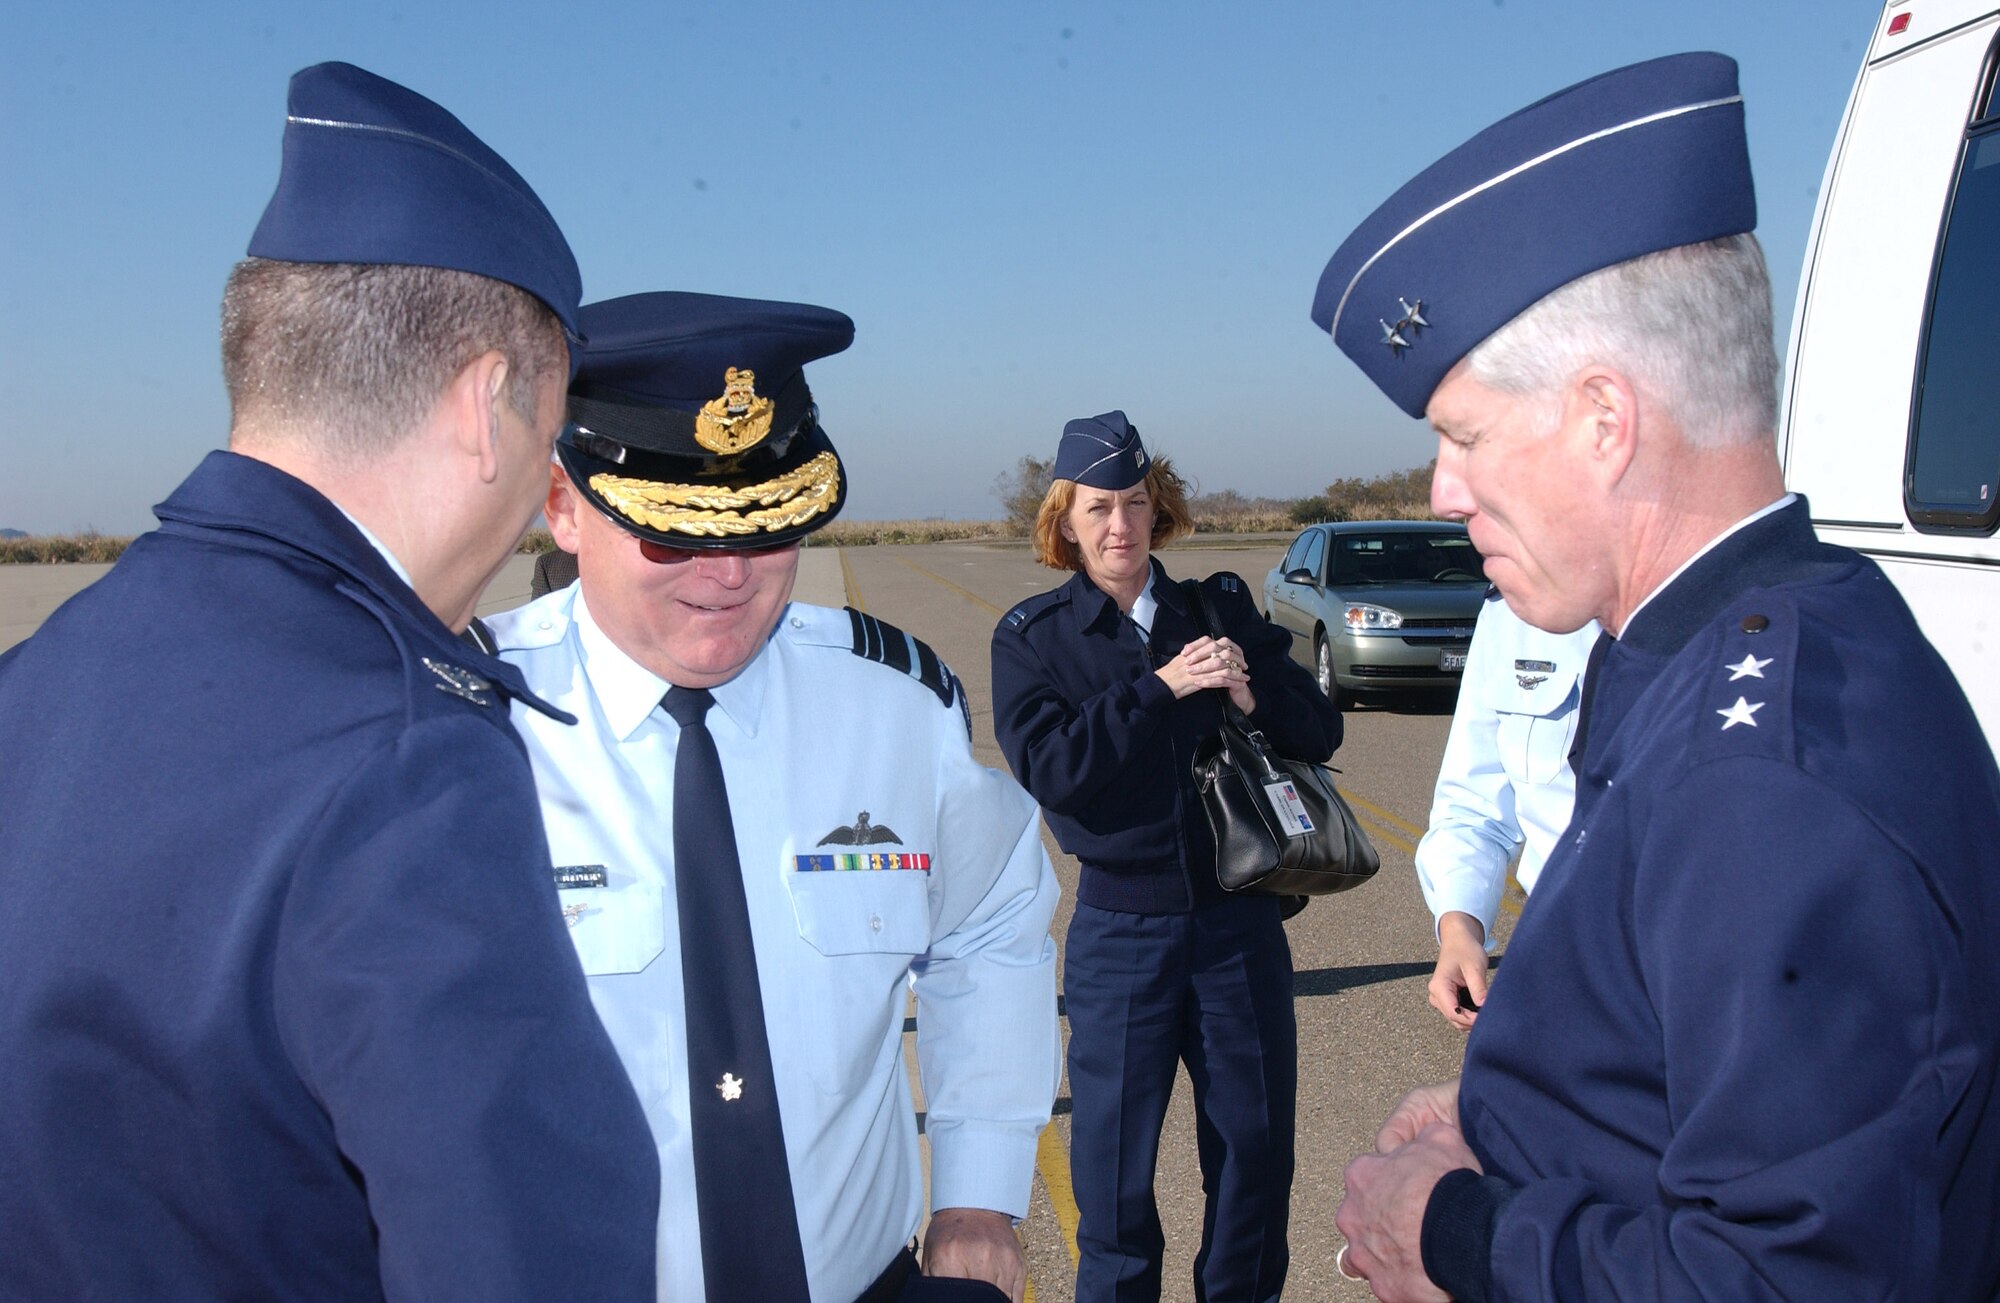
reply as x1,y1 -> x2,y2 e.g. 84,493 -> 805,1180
694,366 -> 776,454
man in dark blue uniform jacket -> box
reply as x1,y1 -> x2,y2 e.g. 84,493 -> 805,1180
1313,53 -> 2000,1301
0,65 -> 658,1300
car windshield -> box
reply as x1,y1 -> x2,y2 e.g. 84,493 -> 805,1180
1327,532 -> 1485,585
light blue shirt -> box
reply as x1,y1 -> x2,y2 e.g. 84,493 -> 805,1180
485,587 -> 1061,1303
1414,596 -> 1600,942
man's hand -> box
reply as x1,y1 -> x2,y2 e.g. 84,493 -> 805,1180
1426,912 -> 1489,1030
923,1207 -> 1025,1302
1376,1079 -> 1460,1153
1337,1123 -> 1481,1303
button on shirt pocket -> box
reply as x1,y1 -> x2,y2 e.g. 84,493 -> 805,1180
562,872 -> 666,976
787,870 -> 932,956
1496,671 -> 1582,788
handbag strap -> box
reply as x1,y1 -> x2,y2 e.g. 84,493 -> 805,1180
1178,577 -> 1264,739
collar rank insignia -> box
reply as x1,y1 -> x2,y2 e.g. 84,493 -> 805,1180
695,366 -> 776,454
816,811 -> 902,846
422,657 -> 492,707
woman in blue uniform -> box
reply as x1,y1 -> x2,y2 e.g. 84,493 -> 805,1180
990,411 -> 1339,1303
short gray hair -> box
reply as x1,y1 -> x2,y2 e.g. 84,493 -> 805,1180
221,258 -> 567,459
1464,234 -> 1778,449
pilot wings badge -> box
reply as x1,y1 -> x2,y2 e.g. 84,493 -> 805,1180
816,811 -> 903,846
694,366 -> 776,454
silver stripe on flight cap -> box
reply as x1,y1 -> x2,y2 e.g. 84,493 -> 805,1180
1326,95 -> 1744,341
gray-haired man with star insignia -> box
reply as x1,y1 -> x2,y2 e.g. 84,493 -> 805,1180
1311,51 -> 2000,1301
479,291 -> 1061,1303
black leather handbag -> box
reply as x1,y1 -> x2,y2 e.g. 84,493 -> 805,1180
1181,579 -> 1380,897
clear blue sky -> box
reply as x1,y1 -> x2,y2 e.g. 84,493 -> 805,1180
0,0 -> 1883,536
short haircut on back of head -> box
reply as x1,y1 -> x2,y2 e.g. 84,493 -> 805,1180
221,259 -> 567,458
1464,234 -> 1779,450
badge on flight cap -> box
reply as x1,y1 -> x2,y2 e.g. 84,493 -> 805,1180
557,292 -> 855,550
1312,52 -> 1755,417
1054,410 -> 1151,491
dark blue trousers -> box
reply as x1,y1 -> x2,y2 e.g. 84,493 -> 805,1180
1064,897 -> 1297,1303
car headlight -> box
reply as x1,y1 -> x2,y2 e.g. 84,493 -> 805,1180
1343,603 -> 1403,631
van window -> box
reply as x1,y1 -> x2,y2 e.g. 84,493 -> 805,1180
1906,63 -> 2000,533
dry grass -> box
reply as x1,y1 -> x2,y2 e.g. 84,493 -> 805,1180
3,499 -> 1440,566
0,533 -> 130,564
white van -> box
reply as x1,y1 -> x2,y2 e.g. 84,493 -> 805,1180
1780,0 -> 2000,741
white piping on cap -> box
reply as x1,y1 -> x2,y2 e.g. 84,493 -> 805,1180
1326,94 -> 1743,341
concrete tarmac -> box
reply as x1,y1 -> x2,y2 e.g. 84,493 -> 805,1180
3,540 -> 1507,1302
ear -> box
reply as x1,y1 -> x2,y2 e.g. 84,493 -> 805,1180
1570,366 -> 1640,488
546,464 -> 586,553
444,350 -> 513,484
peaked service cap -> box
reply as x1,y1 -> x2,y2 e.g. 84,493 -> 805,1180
247,62 -> 584,343
558,291 -> 855,550
1053,410 -> 1151,491
1311,51 -> 1756,418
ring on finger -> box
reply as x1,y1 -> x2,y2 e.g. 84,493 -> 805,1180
1336,1244 -> 1364,1281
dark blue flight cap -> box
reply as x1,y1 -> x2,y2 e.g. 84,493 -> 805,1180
247,62 -> 584,345
1311,51 -> 1756,418
558,291 -> 855,550
1053,411 -> 1151,491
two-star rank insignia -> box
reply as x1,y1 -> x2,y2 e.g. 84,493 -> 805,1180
717,1072 -> 744,1102
1717,696 -> 1764,730
422,657 -> 492,706
1379,296 -> 1431,355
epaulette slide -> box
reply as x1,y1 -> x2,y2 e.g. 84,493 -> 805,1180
846,609 -> 956,709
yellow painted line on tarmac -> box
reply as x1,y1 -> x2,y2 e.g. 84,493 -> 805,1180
1343,790 -> 1426,840
1037,1120 -> 1082,1269
838,548 -> 865,612
898,555 -> 1004,617
1500,868 -> 1525,920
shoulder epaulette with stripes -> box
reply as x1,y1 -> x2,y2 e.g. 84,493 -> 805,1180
846,609 -> 959,711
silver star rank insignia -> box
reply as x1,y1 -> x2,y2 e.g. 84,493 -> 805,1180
717,1072 -> 745,1102
422,658 -> 492,706
1726,653 -> 1773,681
1379,319 -> 1410,354
1716,696 -> 1764,730
1398,297 -> 1430,330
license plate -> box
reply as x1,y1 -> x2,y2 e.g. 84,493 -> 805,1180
1439,649 -> 1468,672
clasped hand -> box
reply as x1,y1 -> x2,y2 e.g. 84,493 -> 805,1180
1334,1080 -> 1479,1303
1156,635 -> 1256,712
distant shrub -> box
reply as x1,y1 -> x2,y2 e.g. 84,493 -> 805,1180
0,532 -> 131,564
805,519 -> 1012,547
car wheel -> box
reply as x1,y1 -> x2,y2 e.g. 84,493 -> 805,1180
1313,629 -> 1340,704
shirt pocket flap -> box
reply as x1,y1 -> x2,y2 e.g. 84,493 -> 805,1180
787,870 -> 932,957
562,874 -> 666,976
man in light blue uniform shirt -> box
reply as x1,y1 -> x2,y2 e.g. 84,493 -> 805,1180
482,291 -> 1061,1303
1414,593 -> 1598,1028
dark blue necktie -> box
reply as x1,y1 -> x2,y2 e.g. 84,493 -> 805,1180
662,686 -> 811,1302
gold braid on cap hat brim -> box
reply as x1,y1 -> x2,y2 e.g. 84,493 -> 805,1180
589,452 -> 840,538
